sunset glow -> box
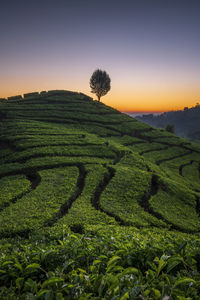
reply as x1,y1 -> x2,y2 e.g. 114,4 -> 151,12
0,0 -> 199,112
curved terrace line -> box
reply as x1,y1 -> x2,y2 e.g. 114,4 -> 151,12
132,131 -> 199,154
0,171 -> 41,212
43,150 -> 125,228
139,146 -> 169,155
5,152 -> 116,164
195,195 -> 200,218
0,162 -> 102,179
9,112 -> 132,125
1,135 -> 86,142
123,141 -> 145,146
30,118 -> 123,135
5,107 -> 123,115
147,139 -> 199,154
156,150 -> 192,165
113,150 -> 125,165
3,105 -> 200,156
139,174 -> 198,233
6,117 -> 160,140
179,160 -> 194,176
179,161 -> 200,218
15,142 -> 106,151
90,166 -> 129,226
198,162 -> 200,180
44,164 -> 86,227
17,115 -> 127,126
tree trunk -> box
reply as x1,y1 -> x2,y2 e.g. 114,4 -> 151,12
98,95 -> 100,102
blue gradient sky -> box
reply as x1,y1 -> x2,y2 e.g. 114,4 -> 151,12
0,0 -> 200,111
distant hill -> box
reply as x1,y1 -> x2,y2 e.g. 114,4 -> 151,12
0,90 -> 200,298
135,104 -> 200,141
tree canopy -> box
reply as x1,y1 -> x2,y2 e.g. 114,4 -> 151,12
90,69 -> 111,102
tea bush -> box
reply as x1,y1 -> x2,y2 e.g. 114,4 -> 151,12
0,90 -> 200,298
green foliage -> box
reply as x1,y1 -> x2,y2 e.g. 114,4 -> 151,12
0,167 -> 78,236
0,90 -> 200,298
182,161 -> 200,183
0,231 -> 199,299
100,165 -> 166,227
149,185 -> 200,232
142,146 -> 190,165
0,175 -> 30,209
90,69 -> 111,101
48,165 -> 116,238
166,123 -> 175,133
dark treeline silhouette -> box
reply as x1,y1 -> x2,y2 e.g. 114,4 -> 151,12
136,103 -> 200,141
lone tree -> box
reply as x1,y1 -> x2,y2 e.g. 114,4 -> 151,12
90,69 -> 111,102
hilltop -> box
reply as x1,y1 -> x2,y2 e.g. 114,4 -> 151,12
136,104 -> 200,141
0,90 -> 200,299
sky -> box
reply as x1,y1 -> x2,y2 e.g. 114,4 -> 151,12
0,0 -> 200,112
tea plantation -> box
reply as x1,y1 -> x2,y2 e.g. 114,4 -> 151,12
0,90 -> 200,299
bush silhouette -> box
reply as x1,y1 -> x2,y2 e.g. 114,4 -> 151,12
166,123 -> 175,133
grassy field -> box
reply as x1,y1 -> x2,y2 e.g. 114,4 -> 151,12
0,90 -> 200,299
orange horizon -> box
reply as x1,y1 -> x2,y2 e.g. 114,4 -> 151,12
122,110 -> 167,113
1,87 -> 199,113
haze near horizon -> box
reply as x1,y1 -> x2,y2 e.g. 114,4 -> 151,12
0,0 -> 200,111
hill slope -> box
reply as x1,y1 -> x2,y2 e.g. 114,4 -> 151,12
136,104 -> 200,141
0,90 -> 200,299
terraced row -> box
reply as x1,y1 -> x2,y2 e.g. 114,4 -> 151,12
1,159 -> 199,238
1,155 -> 199,237
0,92 -> 199,239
